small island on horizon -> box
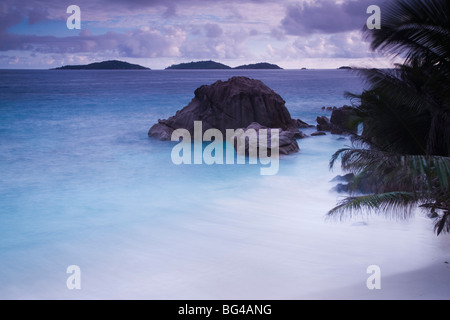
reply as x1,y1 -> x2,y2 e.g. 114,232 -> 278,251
166,60 -> 283,70
52,60 -> 150,70
234,62 -> 282,70
166,60 -> 231,70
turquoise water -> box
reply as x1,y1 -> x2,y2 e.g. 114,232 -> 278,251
1,70 -> 446,299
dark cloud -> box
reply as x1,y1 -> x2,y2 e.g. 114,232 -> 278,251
282,0 -> 384,36
28,7 -> 49,24
0,6 -> 23,33
0,28 -> 183,58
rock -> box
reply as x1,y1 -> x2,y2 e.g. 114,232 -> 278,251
330,105 -> 358,134
311,132 -> 327,137
315,106 -> 358,135
295,119 -> 314,129
233,122 -> 300,156
149,77 -> 303,155
331,173 -> 355,183
331,172 -> 377,194
316,116 -> 332,132
148,121 -> 174,141
292,131 -> 308,139
333,183 -> 350,193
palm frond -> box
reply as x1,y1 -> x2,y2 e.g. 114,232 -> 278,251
365,0 -> 450,69
327,192 -> 420,221
434,212 -> 450,235
331,146 -> 450,192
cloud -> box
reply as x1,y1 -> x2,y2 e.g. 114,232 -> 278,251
204,23 -> 223,38
263,30 -> 373,65
0,6 -> 23,33
281,0 -> 384,36
0,0 -> 393,69
270,28 -> 286,41
28,7 -> 49,24
0,27 -> 186,58
179,27 -> 252,60
293,32 -> 371,59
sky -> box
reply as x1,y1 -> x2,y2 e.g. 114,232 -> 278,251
0,0 -> 397,69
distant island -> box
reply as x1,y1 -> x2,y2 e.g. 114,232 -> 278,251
338,66 -> 352,70
52,60 -> 150,70
166,60 -> 231,70
234,63 -> 282,70
166,60 -> 283,70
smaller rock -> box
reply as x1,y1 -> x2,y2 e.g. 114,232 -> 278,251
331,173 -> 355,183
295,119 -> 313,129
233,122 -> 300,156
311,132 -> 327,137
316,116 -> 332,132
330,105 -> 358,134
331,172 -> 376,194
148,121 -> 173,141
332,183 -> 350,193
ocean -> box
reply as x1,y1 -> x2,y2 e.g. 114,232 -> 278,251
0,69 -> 448,299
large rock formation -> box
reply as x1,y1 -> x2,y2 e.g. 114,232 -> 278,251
149,76 -> 303,154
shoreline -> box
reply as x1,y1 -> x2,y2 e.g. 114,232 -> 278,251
308,260 -> 450,300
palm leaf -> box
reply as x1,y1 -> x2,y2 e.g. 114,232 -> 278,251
327,192 -> 420,221
434,212 -> 450,235
365,0 -> 450,69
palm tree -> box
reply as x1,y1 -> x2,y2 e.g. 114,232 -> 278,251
329,142 -> 450,235
328,0 -> 450,235
364,0 -> 450,156
367,0 -> 450,73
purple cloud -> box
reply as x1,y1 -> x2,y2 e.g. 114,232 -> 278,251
0,6 -> 23,33
205,23 -> 223,38
0,28 -> 184,58
282,0 -> 385,36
